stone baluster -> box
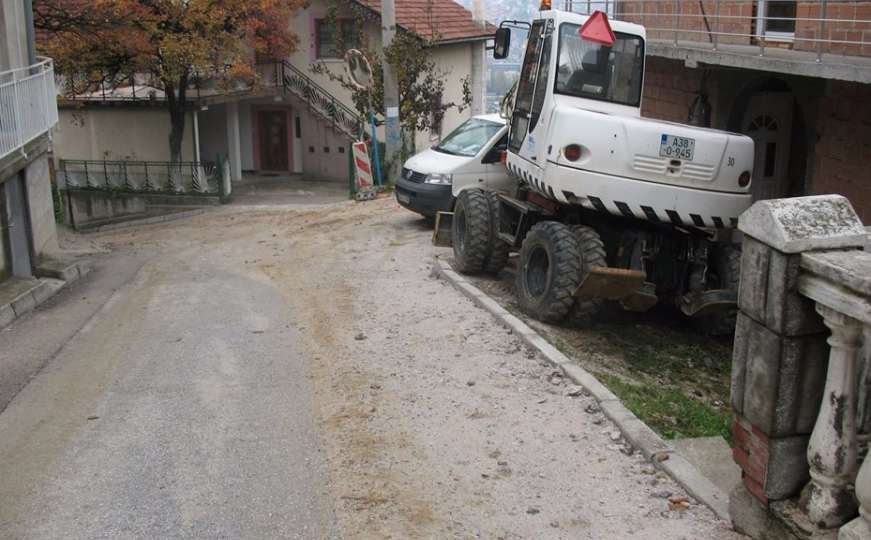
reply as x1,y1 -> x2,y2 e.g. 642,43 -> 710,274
802,304 -> 862,529
840,327 -> 871,540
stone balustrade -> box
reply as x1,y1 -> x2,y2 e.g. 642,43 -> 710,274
729,195 -> 870,540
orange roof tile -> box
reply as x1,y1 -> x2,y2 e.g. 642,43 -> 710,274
355,0 -> 496,43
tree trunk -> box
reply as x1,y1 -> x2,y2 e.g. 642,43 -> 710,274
164,74 -> 189,165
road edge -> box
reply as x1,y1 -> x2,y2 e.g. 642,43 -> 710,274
432,255 -> 731,522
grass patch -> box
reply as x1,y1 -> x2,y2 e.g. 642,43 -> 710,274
597,372 -> 732,441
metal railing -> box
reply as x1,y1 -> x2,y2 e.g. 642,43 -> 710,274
276,61 -> 362,138
60,159 -> 223,195
564,1 -> 871,62
0,57 -> 59,161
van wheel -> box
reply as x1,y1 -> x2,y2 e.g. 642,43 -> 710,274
452,189 -> 490,274
516,221 -> 582,323
567,225 -> 607,324
484,191 -> 510,275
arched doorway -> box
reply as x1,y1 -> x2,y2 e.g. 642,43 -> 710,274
727,78 -> 808,202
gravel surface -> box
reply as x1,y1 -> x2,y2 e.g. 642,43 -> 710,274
0,196 -> 742,539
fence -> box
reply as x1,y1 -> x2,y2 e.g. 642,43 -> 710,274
0,57 -> 59,161
60,159 -> 226,197
564,1 -> 871,61
729,194 -> 871,538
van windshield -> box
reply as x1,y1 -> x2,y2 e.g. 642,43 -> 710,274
554,24 -> 644,107
434,118 -> 503,157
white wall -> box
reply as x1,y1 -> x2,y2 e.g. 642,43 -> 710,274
418,42 -> 477,151
54,107 -> 196,162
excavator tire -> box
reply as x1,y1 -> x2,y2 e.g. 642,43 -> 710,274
452,188 -> 491,274
516,221 -> 582,323
566,225 -> 608,324
483,191 -> 510,275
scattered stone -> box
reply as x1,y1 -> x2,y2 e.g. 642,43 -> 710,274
584,403 -> 600,414
651,490 -> 672,499
467,380 -> 476,386
537,398 -> 548,404
549,520 -> 560,528
609,431 -> 622,442
592,417 -> 604,425
654,452 -> 670,462
86,415 -> 99,421
526,507 -> 540,515
354,333 -> 367,341
564,385 -> 584,397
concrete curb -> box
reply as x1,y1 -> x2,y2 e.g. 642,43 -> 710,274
0,266 -> 90,333
432,256 -> 731,521
78,208 -> 207,234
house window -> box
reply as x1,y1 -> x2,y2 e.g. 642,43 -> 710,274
757,0 -> 796,41
315,19 -> 358,59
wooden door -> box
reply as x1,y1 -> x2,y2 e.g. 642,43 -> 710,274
258,110 -> 289,171
743,93 -> 794,202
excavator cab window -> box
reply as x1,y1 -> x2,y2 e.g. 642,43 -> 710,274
555,24 -> 644,107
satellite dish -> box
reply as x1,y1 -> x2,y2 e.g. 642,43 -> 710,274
345,49 -> 374,90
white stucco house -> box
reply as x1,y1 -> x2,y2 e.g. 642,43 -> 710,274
51,0 -> 494,185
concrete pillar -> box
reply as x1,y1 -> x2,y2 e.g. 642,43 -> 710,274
226,101 -> 242,182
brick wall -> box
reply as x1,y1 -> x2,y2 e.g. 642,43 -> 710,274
640,57 -> 710,123
617,1 -> 871,58
810,80 -> 871,223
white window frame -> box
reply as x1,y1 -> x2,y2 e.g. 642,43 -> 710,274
755,0 -> 797,43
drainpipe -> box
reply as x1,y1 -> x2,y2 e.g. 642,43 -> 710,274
23,0 -> 37,65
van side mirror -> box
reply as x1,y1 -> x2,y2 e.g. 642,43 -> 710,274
493,28 -> 511,59
483,143 -> 508,164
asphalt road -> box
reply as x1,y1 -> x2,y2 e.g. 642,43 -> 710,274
0,227 -> 337,538
0,195 -> 737,539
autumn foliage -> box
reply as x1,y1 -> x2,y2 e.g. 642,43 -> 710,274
35,0 -> 305,161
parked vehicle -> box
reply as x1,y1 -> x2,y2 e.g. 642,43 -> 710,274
441,9 -> 755,334
395,115 -> 512,218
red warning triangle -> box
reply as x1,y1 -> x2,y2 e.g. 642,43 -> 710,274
580,10 -> 616,46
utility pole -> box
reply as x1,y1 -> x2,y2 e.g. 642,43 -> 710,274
380,0 -> 401,185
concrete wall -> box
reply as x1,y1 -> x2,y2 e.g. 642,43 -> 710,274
54,107 -> 196,162
198,105 -> 230,165
0,0 -> 27,71
65,190 -> 146,229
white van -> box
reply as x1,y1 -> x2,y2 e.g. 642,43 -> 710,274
395,114 -> 512,217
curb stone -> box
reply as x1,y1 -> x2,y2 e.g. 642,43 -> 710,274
432,255 -> 731,521
0,262 -> 91,331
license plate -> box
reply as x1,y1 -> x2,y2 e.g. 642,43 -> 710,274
659,134 -> 695,161
397,192 -> 410,204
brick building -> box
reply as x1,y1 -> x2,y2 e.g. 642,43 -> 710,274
577,0 -> 871,222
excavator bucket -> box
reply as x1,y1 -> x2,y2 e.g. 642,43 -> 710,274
574,267 -> 646,301
432,211 -> 453,247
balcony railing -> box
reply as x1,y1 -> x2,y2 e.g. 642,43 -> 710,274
565,1 -> 871,62
0,57 -> 59,161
